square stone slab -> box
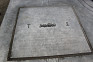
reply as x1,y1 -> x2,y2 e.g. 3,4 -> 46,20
9,6 -> 91,59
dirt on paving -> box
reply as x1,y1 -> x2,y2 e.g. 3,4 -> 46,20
0,0 -> 10,26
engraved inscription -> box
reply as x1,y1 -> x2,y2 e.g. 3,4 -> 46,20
66,22 -> 69,26
40,23 -> 56,28
27,24 -> 31,28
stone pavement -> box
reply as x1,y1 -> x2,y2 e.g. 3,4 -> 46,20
0,0 -> 10,25
0,0 -> 93,62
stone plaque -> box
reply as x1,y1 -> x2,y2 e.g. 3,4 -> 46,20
8,6 -> 92,59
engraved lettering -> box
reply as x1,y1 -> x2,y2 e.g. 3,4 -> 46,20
40,23 -> 56,28
27,24 -> 31,28
66,22 -> 69,26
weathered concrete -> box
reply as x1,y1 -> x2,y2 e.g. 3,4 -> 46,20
0,0 -> 93,62
11,6 -> 91,58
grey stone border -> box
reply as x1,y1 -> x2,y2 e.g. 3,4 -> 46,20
78,0 -> 93,12
7,6 -> 93,61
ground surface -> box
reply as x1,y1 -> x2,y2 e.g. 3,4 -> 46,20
0,0 -> 93,62
0,0 -> 10,25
